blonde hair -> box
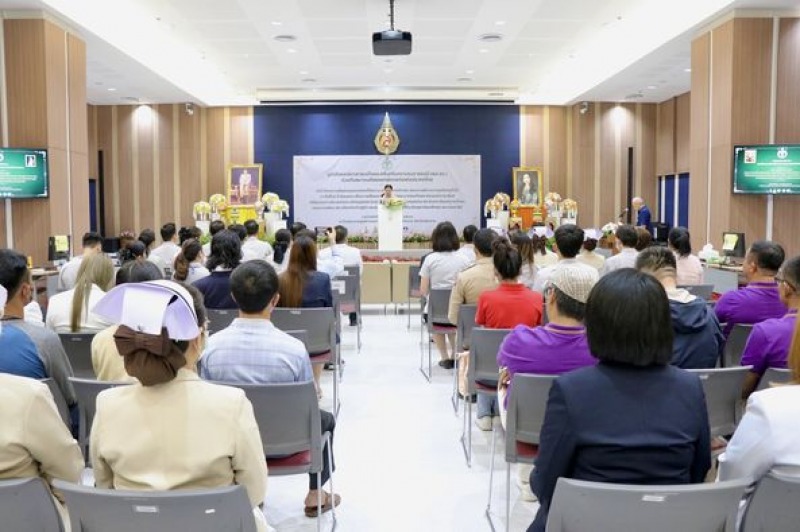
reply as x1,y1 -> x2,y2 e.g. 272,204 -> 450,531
70,253 -> 114,332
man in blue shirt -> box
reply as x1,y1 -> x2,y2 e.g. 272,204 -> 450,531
200,260 -> 341,517
632,197 -> 652,234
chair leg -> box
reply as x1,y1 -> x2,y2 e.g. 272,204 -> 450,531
460,398 -> 472,467
450,357 -> 460,414
317,472 -> 322,532
327,442 -> 337,531
505,464 -> 511,532
407,299 -> 411,329
419,329 -> 431,382
485,424 -> 498,531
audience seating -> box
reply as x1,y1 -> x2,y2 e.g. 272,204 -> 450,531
452,304 -> 478,413
271,307 -> 340,416
69,377 -> 132,462
0,477 -> 65,532
741,471 -> 800,531
460,327 -> 510,467
545,477 -> 749,532
420,288 -> 455,382
687,366 -> 751,439
333,268 -> 362,351
721,324 -> 754,367
218,380 -> 335,532
488,373 -> 556,532
59,333 -> 96,378
53,481 -> 257,532
757,367 -> 793,391
206,309 -> 238,336
39,377 -> 70,428
678,283 -> 715,300
406,264 -> 422,330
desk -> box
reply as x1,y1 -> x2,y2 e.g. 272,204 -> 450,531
704,264 -> 744,294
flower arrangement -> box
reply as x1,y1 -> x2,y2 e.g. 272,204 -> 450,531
209,194 -> 227,213
270,199 -> 290,217
193,201 -> 211,221
261,192 -> 279,206
562,198 -> 578,219
544,192 -> 562,206
484,192 -> 511,217
384,197 -> 405,210
601,222 -> 619,237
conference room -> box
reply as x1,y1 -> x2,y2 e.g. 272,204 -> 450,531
1,0 -> 800,531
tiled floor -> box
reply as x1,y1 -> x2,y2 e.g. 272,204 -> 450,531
264,306 -> 538,531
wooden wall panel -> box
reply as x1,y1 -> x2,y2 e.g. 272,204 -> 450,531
116,106 -> 135,232
206,108 -> 226,197
690,34 -> 711,248
774,18 -> 800,257
675,93 -> 691,173
157,104 -> 176,231
136,107 -> 155,231
178,108 -> 201,227
230,107 -> 252,165
599,103 -> 617,225
571,104 -> 596,226
548,107 -> 568,197
520,106 -> 543,170
67,33 -> 89,238
656,98 -> 675,176
619,104 -> 636,220
638,103 -> 658,211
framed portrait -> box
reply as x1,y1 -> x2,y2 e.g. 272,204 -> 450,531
512,167 -> 543,207
227,164 -> 263,206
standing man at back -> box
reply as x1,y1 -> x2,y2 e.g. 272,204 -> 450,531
715,240 -> 787,336
448,228 -> 498,325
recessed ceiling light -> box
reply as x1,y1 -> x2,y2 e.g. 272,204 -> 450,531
647,85 -> 657,90
466,69 -> 475,74
457,77 -> 473,82
384,68 -> 393,74
299,70 -> 309,75
287,48 -> 297,53
478,33 -> 503,43
479,48 -> 489,54
495,21 -> 506,26
107,87 -> 116,92
123,96 -> 139,102
274,35 -> 297,43
684,68 -> 692,73
271,21 -> 283,26
301,78 -> 317,83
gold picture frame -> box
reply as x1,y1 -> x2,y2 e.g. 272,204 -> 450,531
227,164 -> 263,206
512,167 -> 543,207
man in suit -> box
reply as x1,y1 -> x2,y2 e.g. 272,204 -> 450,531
632,197 -> 652,234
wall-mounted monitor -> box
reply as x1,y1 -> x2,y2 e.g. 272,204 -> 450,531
0,148 -> 48,199
733,145 -> 800,195
722,232 -> 746,259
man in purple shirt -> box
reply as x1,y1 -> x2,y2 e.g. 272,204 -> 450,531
715,240 -> 787,336
740,255 -> 800,398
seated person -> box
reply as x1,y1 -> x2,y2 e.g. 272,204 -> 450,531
242,219 -> 274,262
669,227 -> 704,285
718,313 -> 800,490
90,281 -> 270,532
201,219 -> 226,257
296,228 -> 345,279
193,230 -> 243,309
201,261 -> 341,517
529,270 -> 711,532
58,231 -> 103,291
92,260 -> 163,381
576,229 -> 605,271
0,250 -> 77,426
511,232 -> 539,290
533,224 -> 599,293
318,225 -> 364,326
600,224 -> 639,275
715,240 -> 787,336
739,255 -> 800,399
149,222 -> 181,269
45,253 -> 115,333
472,238 -> 543,431
448,228 -> 498,326
636,247 -> 724,369
172,238 -> 210,285
271,228 -> 292,274
456,225 -> 478,264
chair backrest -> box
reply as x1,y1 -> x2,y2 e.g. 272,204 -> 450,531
333,270 -> 360,309
505,373 -> 557,462
344,265 -> 359,278
678,284 -> 715,300
741,471 -> 800,531
687,366 -> 750,438
545,477 -> 749,532
408,265 -> 421,297
758,367 -> 793,391
722,324 -> 754,367
207,309 -> 238,336
69,377 -> 131,453
466,327 -> 510,394
59,333 -> 95,378
218,381 -> 323,474
0,477 -> 65,532
53,481 -> 256,532
39,377 -> 70,428
427,288 -> 453,327
270,307 -> 335,356
283,329 -> 310,350
456,304 -> 478,350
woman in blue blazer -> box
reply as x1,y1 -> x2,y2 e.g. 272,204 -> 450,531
529,269 -> 711,532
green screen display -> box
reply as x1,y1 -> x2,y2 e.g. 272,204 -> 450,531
0,148 -> 48,199
733,145 -> 800,195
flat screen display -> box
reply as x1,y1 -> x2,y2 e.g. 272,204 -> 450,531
733,145 -> 800,194
0,148 -> 49,199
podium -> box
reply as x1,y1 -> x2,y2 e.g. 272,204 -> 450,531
378,205 -> 403,251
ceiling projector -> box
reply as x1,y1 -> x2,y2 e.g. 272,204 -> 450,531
373,0 -> 411,56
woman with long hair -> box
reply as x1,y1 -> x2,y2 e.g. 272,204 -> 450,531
193,230 -> 242,309
172,239 -> 209,284
272,228 -> 292,273
668,226 -> 704,285
45,253 -> 115,333
511,232 -> 538,290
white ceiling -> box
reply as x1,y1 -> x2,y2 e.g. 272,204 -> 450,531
1,0 -> 797,106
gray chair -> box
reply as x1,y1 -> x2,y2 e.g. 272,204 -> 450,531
206,309 -> 238,336
59,333 -> 96,378
420,288 -> 455,382
0,477 -> 65,532
741,471 -> 800,531
270,307 -> 339,416
333,268 -> 362,351
487,373 -> 556,532
39,377 -> 70,428
69,377 -> 132,462
678,283 -> 715,300
757,367 -> 793,391
688,366 -> 751,438
284,329 -> 310,348
53,481 -> 257,532
451,304 -> 478,413
722,323 -> 754,367
545,477 -> 750,532
407,264 -> 422,330
460,327 -> 510,467
218,381 -> 335,532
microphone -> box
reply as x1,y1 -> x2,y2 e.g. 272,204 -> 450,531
617,208 -> 628,219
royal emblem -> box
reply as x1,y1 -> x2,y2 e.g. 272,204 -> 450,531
374,112 -> 400,155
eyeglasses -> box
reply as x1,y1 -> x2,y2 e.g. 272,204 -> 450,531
776,274 -> 796,291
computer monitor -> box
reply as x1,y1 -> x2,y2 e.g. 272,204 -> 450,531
722,232 -> 746,261
102,237 -> 121,253
47,235 -> 70,262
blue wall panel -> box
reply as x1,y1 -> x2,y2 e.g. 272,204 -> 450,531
253,105 -> 520,224
678,173 -> 690,228
664,175 -> 676,228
